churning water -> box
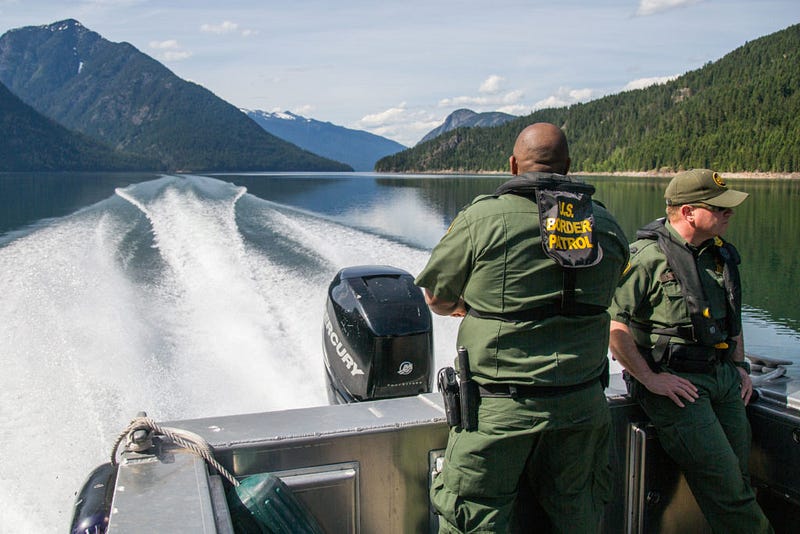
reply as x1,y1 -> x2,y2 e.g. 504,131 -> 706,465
0,175 -> 458,532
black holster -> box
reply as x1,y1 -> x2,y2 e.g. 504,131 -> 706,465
622,370 -> 641,400
436,347 -> 479,431
457,347 -> 479,431
437,367 -> 461,428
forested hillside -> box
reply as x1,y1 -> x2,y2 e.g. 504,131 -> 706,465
376,24 -> 799,173
0,80 -> 158,171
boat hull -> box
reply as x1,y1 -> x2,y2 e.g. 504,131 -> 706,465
86,372 -> 800,533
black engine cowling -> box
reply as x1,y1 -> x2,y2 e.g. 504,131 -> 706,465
323,265 -> 433,404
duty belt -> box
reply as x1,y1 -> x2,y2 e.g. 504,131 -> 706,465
467,303 -> 607,323
477,376 -> 600,398
639,343 -> 726,373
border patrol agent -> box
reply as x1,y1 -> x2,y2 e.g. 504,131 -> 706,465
416,123 -> 629,533
608,169 -> 773,533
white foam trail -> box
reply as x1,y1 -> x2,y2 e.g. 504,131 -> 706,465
0,177 -> 460,533
332,187 -> 450,249
253,199 -> 460,371
0,212 -> 176,532
115,181 -> 318,416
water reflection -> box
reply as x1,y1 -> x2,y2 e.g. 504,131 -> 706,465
0,172 -> 159,238
357,173 -> 800,364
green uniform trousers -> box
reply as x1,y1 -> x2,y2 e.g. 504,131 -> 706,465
636,361 -> 773,534
430,382 -> 612,533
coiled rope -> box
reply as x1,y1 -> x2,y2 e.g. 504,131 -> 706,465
110,415 -> 240,487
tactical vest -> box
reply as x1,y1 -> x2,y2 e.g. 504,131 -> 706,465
633,218 -> 742,352
468,174 -> 607,322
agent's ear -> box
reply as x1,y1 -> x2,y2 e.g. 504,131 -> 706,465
509,155 -> 518,175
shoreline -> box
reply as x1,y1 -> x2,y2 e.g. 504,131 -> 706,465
573,171 -> 800,180
397,170 -> 800,179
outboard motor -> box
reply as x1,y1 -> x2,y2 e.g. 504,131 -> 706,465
323,265 -> 433,404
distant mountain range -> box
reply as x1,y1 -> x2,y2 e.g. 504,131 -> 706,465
245,110 -> 406,171
0,19 -> 526,173
6,19 -> 794,175
419,109 -> 517,144
0,19 -> 350,172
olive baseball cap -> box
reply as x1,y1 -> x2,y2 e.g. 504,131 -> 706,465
664,169 -> 748,208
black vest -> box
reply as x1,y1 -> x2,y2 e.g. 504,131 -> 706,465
635,218 -> 742,347
468,173 -> 607,321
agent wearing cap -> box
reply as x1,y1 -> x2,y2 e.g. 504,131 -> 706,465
608,169 -> 773,533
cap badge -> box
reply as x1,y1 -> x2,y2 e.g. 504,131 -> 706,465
712,172 -> 726,187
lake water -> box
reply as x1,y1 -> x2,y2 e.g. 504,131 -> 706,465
1,171 -> 798,532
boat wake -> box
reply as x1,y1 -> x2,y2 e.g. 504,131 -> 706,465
0,175 -> 458,532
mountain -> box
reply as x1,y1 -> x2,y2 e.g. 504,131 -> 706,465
0,19 -> 351,172
246,110 -> 406,171
377,24 -> 800,174
0,79 -> 159,171
419,109 -> 517,144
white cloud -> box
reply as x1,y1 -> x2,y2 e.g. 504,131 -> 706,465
355,103 -> 442,146
533,87 -> 595,109
149,39 -> 179,50
438,87 -> 524,109
358,103 -> 410,127
435,75 -> 526,111
162,50 -> 192,61
636,0 -> 702,16
200,21 -> 257,37
568,88 -> 594,101
357,84 -> 597,142
497,104 -> 532,116
148,40 -> 191,61
200,21 -> 238,34
291,104 -> 315,117
502,89 -> 524,104
479,75 -> 504,94
438,95 -> 489,108
624,74 -> 679,90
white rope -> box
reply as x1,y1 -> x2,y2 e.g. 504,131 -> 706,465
750,366 -> 787,387
111,415 -> 240,487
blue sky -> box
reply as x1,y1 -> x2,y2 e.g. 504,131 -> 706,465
1,0 -> 798,146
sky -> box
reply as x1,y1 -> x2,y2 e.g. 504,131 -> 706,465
1,1 -> 798,147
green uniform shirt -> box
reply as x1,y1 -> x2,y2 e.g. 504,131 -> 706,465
415,175 -> 629,387
608,220 -> 732,348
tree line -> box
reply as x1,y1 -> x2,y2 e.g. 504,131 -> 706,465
376,24 -> 800,174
